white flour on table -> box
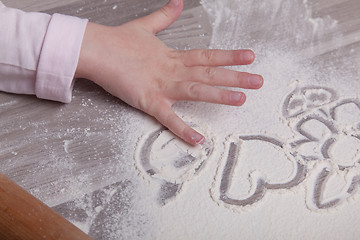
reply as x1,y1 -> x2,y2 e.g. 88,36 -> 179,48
132,0 -> 360,239
2,0 -> 358,239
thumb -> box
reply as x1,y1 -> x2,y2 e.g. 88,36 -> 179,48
136,0 -> 183,34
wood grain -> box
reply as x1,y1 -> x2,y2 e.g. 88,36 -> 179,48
0,173 -> 92,240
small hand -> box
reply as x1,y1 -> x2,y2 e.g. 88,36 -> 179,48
76,0 -> 263,145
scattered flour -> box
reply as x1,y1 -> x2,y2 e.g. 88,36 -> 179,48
138,0 -> 360,239
40,0 -> 359,238
1,0 -> 359,239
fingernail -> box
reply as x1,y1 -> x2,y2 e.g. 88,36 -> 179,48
244,50 -> 255,62
191,132 -> 205,145
169,0 -> 180,7
231,92 -> 245,104
249,75 -> 263,88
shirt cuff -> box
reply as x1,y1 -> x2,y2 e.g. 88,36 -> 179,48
35,13 -> 88,103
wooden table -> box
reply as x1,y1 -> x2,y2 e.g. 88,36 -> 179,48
1,0 -> 359,239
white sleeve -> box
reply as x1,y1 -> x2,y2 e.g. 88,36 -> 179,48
0,2 -> 88,103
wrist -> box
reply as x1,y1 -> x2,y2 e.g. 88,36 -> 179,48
75,22 -> 102,80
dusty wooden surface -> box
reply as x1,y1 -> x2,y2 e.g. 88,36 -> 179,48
0,0 -> 359,239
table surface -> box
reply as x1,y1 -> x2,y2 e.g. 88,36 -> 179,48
1,0 -> 360,239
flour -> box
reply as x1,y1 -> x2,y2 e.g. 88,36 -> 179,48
1,0 -> 359,239
135,123 -> 213,183
135,0 -> 360,239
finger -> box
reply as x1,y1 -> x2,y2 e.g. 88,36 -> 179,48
180,49 -> 255,67
152,101 -> 205,145
186,67 -> 264,89
135,0 -> 183,34
169,81 -> 246,106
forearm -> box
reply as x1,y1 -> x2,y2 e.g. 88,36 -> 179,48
75,22 -> 108,83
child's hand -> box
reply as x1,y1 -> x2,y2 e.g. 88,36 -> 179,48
75,0 -> 263,145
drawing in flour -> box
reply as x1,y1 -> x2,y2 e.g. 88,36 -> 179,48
135,124 -> 213,205
213,86 -> 360,211
286,88 -> 360,210
214,135 -> 306,207
135,86 -> 360,211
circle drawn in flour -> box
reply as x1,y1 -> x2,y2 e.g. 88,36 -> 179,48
134,123 -> 213,184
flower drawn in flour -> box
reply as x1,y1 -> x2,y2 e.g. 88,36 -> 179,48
285,87 -> 360,210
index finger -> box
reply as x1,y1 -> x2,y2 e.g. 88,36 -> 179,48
151,101 -> 205,145
180,49 -> 255,67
